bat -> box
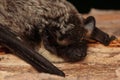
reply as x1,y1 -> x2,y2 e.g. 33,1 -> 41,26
0,0 -> 116,77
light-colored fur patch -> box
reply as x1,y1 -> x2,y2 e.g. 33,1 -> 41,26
38,42 -> 64,63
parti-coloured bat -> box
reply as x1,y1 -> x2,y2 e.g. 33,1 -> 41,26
0,0 -> 116,77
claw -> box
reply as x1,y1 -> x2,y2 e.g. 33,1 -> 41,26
0,26 -> 65,77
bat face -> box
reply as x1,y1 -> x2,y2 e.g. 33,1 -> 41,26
43,35 -> 88,62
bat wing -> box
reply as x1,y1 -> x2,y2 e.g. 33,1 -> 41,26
0,25 -> 65,77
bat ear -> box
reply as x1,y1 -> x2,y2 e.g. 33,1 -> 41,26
84,16 -> 96,37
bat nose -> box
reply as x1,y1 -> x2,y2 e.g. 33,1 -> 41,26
0,26 -> 65,77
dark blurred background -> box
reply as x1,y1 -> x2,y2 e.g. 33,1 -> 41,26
67,0 -> 120,14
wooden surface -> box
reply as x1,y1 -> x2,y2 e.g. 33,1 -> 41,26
0,9 -> 120,80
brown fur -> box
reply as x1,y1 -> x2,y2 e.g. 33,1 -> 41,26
0,0 -> 85,48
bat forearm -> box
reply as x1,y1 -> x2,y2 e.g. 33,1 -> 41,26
91,27 -> 116,46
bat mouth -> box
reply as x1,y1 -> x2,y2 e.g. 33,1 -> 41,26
0,26 -> 65,77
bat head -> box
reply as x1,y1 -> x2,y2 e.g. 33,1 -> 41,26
43,14 -> 116,47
